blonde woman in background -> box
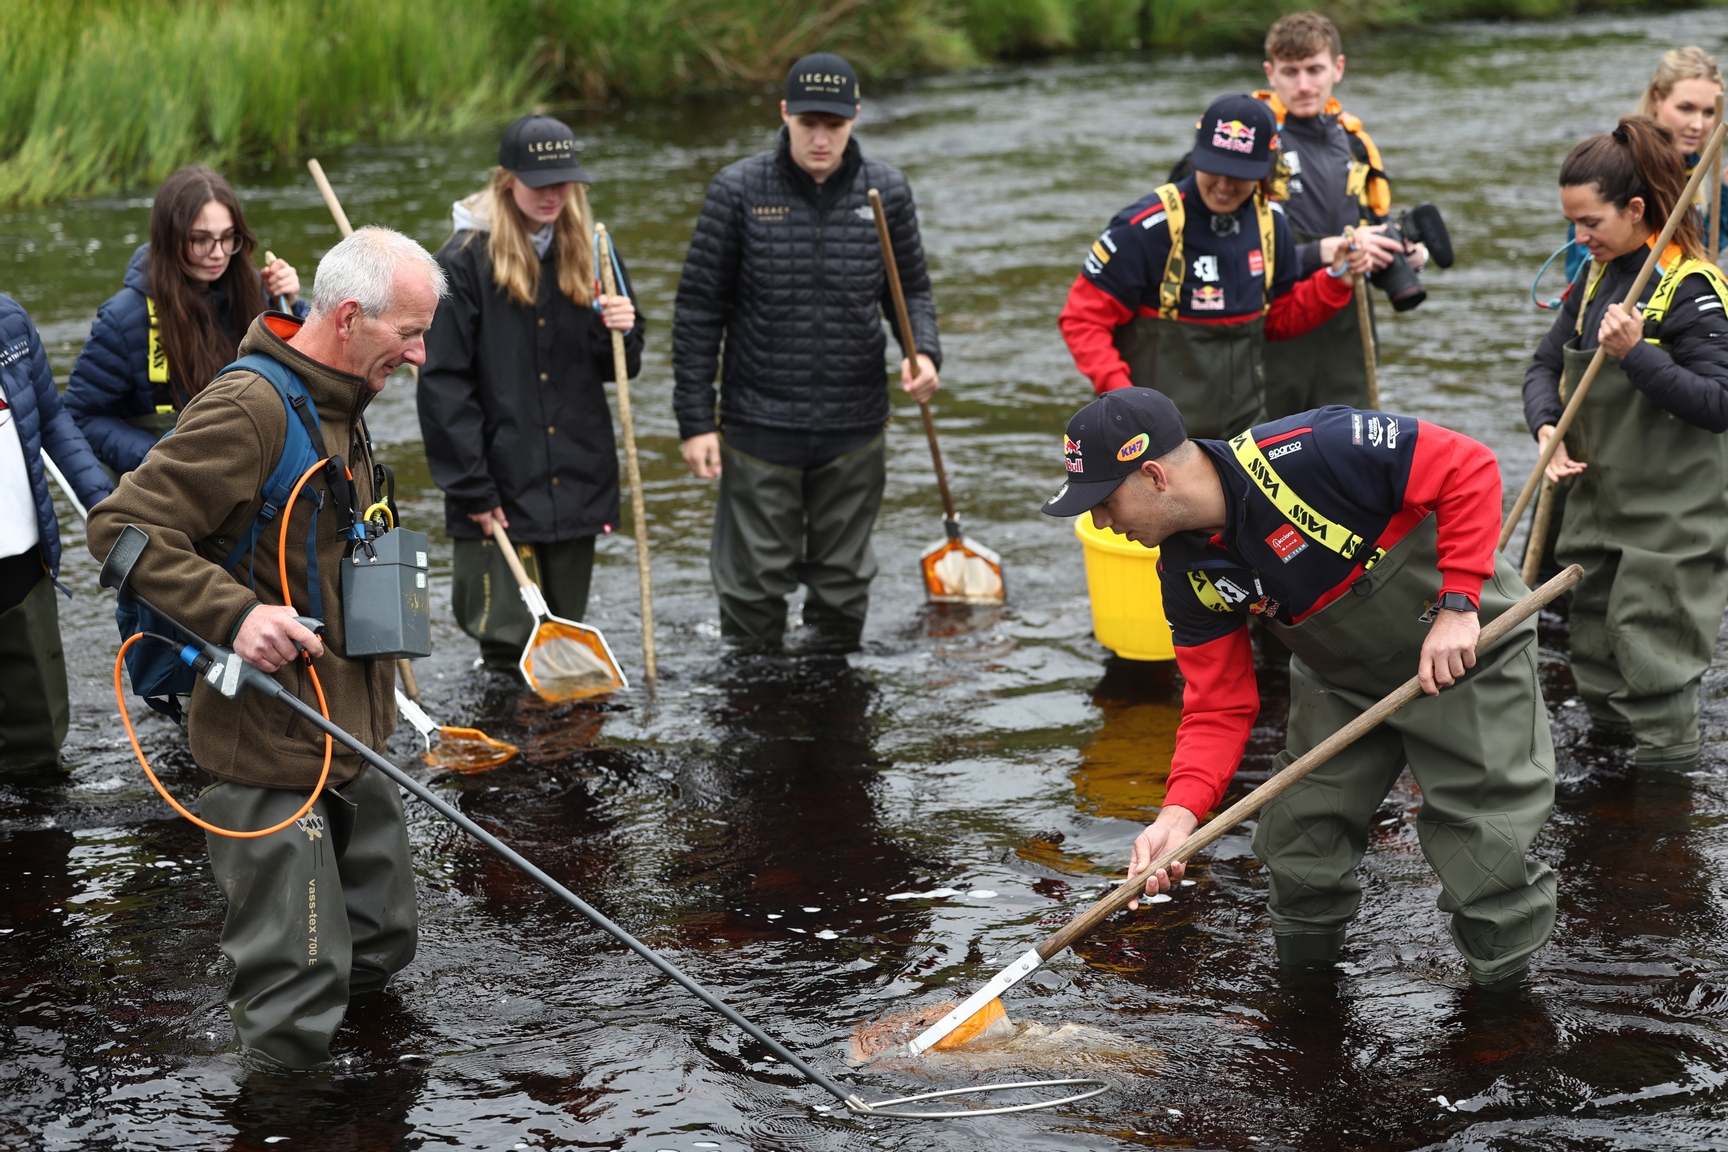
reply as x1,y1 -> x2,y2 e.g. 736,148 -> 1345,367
1560,46 -> 1727,282
418,115 -> 644,674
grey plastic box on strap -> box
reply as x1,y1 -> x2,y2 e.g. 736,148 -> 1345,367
341,527 -> 432,659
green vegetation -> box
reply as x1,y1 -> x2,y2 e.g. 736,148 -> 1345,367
0,0 -> 1706,205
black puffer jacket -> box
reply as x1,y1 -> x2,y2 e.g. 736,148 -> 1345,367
672,129 -> 940,440
420,226 -> 645,542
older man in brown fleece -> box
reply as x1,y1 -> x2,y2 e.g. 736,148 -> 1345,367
89,227 -> 445,1068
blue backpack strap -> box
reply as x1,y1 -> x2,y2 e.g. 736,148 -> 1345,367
214,353 -> 329,619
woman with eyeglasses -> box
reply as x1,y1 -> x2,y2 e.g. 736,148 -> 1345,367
64,165 -> 304,477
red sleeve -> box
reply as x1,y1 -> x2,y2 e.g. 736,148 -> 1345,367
1164,627 -> 1259,818
1264,267 -> 1354,342
1058,274 -> 1135,393
1406,420 -> 1501,604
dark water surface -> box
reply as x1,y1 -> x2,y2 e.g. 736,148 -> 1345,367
7,11 -> 1728,1149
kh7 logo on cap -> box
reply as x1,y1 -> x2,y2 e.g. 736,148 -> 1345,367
1212,119 -> 1257,153
1265,524 -> 1309,563
1064,435 -> 1084,473
1117,433 -> 1150,462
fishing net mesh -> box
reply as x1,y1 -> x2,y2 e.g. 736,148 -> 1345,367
423,727 -> 519,774
922,539 -> 1005,604
849,1001 -> 1150,1068
521,622 -> 623,702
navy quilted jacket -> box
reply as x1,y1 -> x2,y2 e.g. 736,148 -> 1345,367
63,245 -> 305,474
671,129 -> 941,439
0,294 -> 112,576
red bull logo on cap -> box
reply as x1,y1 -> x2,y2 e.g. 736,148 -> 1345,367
1064,435 -> 1084,473
1212,118 -> 1257,154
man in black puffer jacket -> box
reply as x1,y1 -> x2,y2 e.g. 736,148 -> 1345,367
673,52 -> 941,648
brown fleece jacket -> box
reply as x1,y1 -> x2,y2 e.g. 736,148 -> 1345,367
88,314 -> 395,789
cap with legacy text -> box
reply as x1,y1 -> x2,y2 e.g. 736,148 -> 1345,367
1041,388 -> 1188,517
1189,94 -> 1277,182
499,115 -> 592,188
785,52 -> 860,119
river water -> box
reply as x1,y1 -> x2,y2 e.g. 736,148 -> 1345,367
7,10 -> 1728,1150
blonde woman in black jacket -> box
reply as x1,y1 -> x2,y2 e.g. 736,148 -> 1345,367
419,115 -> 644,673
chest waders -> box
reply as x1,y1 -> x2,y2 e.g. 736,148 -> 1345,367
1217,442 -> 1556,983
1112,184 -> 1274,440
1556,258 -> 1728,762
1261,227 -> 1374,419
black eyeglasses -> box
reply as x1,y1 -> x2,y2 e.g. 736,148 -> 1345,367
186,230 -> 241,258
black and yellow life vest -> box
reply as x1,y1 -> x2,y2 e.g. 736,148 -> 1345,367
1255,91 -> 1391,226
1150,182 -> 1277,319
1578,239 -> 1728,342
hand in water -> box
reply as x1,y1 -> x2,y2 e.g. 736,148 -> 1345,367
1125,804 -> 1197,909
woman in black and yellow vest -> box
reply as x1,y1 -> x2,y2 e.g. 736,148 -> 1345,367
1524,116 -> 1728,766
65,165 -> 303,479
1060,94 -> 1371,440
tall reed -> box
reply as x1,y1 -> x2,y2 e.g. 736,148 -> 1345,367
0,0 -> 1705,206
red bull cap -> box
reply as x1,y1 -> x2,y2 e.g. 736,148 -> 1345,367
1190,94 -> 1277,182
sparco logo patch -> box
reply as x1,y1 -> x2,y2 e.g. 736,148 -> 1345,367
1266,440 -> 1302,461
1265,524 -> 1309,563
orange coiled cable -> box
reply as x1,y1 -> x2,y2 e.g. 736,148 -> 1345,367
114,457 -> 336,838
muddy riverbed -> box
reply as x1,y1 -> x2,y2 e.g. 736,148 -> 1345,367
6,11 -> 1728,1150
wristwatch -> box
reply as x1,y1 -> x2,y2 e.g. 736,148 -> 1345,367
1437,591 -> 1478,613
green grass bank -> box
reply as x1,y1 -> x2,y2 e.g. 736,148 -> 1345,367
0,0 -> 1703,206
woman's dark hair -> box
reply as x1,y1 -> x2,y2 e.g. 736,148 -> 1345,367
1559,115 -> 1705,261
148,165 -> 265,404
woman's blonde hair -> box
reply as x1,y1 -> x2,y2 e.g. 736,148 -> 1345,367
1637,46 -> 1723,119
474,166 -> 595,307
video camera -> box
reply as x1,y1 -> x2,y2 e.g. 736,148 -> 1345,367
1370,203 -> 1454,312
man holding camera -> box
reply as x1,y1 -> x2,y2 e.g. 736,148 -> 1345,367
1255,11 -> 1427,418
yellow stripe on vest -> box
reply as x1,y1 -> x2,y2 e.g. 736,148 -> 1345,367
1187,570 -> 1234,614
145,296 -> 169,386
1229,431 -> 1384,569
1155,183 -> 1278,320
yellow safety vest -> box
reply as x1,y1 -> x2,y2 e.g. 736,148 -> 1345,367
1152,182 -> 1277,320
1255,91 -> 1391,223
1578,242 -> 1728,343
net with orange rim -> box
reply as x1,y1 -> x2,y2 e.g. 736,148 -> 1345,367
921,538 -> 1005,604
423,727 -> 519,774
521,620 -> 624,702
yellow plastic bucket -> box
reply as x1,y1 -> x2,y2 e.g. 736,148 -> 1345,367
1073,516 -> 1174,662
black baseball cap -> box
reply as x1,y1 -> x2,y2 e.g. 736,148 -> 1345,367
499,114 -> 592,188
785,52 -> 860,118
1041,388 -> 1189,517
1190,94 -> 1277,181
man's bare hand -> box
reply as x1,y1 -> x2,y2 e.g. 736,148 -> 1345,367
1126,804 -> 1199,909
682,432 -> 722,479
468,506 -> 509,534
900,353 -> 939,404
235,604 -> 323,672
1418,607 -> 1478,696
1536,424 -> 1586,483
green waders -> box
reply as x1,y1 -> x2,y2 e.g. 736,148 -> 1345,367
1261,230 -> 1374,419
711,433 -> 886,645
1256,517 -> 1558,983
1112,314 -> 1267,440
452,535 -> 595,672
1556,340 -> 1728,762
201,765 -> 418,1068
0,574 -> 69,772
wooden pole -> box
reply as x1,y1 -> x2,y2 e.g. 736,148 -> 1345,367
594,224 -> 656,681
1345,227 -> 1379,408
1711,93 -> 1725,265
1498,118 -> 1728,551
867,189 -> 957,532
1521,478 -> 1556,588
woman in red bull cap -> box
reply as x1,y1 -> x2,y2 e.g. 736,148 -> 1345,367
1059,93 -> 1374,439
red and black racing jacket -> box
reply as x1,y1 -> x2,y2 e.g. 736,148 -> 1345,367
1155,406 -> 1501,818
1059,174 -> 1355,394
